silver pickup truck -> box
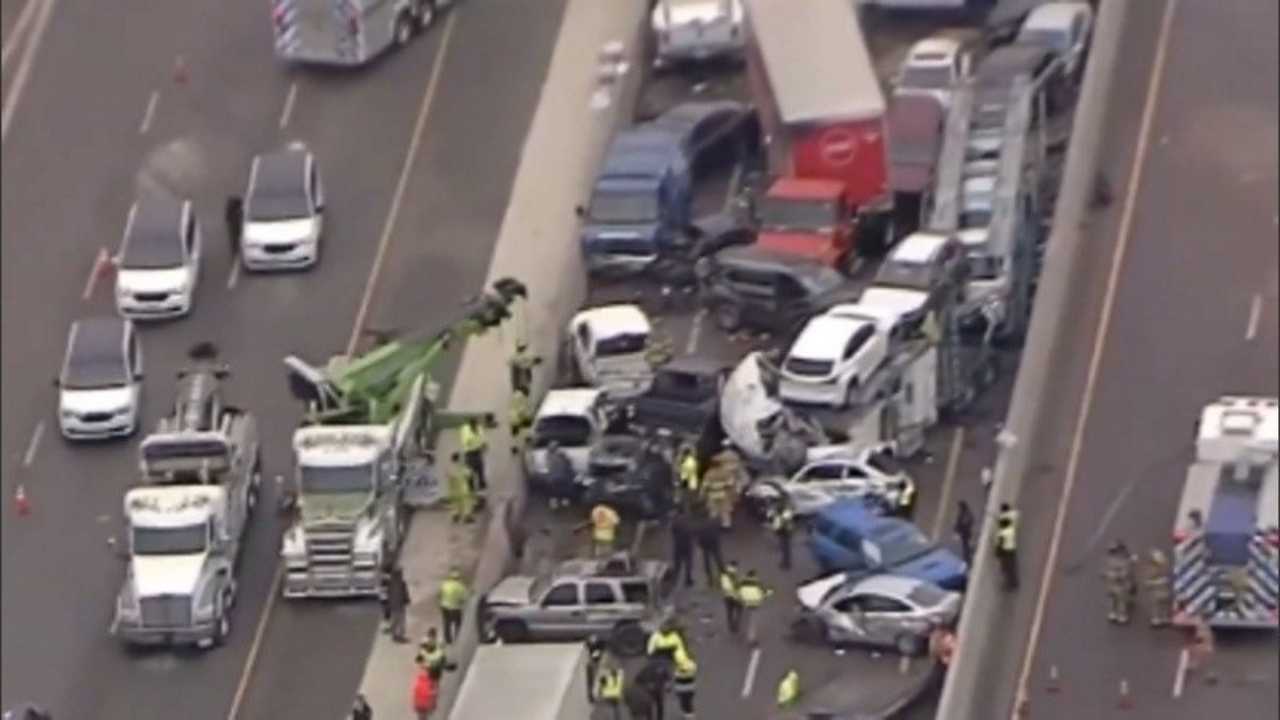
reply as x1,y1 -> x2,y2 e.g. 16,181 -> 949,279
479,553 -> 673,656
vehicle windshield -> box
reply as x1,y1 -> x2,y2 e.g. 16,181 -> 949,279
1019,29 -> 1066,54
784,357 -> 835,377
132,522 -> 209,556
899,65 -> 953,91
532,415 -> 594,448
299,464 -> 377,494
966,253 -> 1003,281
588,189 -> 660,225
890,137 -> 936,166
865,524 -> 932,568
757,196 -> 839,232
247,188 -> 310,222
121,234 -> 184,270
906,581 -> 950,608
960,208 -> 992,229
62,351 -> 129,391
876,260 -> 932,290
597,333 -> 648,358
798,267 -> 849,297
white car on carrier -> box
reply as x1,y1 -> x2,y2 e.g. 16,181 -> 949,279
566,304 -> 656,399
746,444 -> 908,517
893,36 -> 971,111
650,0 -> 745,70
778,303 -> 903,408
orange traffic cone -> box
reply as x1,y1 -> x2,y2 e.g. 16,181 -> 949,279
173,56 -> 188,84
1116,679 -> 1132,709
1046,664 -> 1061,693
14,484 -> 29,516
94,248 -> 115,279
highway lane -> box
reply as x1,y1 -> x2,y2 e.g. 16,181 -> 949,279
0,3 -> 442,719
227,1 -> 572,718
1004,0 -> 1280,717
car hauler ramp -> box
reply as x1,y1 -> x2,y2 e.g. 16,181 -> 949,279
448,644 -> 592,720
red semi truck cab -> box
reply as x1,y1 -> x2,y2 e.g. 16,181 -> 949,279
744,0 -> 890,270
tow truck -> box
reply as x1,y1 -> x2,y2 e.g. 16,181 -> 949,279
112,344 -> 261,649
279,279 -> 525,599
1171,396 -> 1279,629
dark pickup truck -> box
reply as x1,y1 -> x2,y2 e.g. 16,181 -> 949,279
627,356 -> 728,464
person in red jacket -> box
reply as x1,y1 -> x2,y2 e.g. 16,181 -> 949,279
412,665 -> 437,719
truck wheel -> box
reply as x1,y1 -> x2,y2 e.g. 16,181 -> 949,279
247,479 -> 260,514
225,579 -> 238,609
712,303 -> 743,333
493,619 -> 530,644
213,612 -> 231,647
394,12 -> 415,46
609,622 -> 647,657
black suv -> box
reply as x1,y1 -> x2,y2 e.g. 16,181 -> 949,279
697,246 -> 860,337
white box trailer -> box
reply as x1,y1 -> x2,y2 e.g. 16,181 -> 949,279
449,644 -> 592,720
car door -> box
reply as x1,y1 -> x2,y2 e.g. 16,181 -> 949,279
533,581 -> 585,638
789,461 -> 849,512
825,594 -> 866,642
855,593 -> 914,646
583,581 -> 625,632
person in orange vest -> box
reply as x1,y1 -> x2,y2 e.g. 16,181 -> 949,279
412,664 -> 437,719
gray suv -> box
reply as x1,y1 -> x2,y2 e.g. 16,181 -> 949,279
479,553 -> 673,656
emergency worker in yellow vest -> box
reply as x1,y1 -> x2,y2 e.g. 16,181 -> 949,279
459,419 -> 488,493
594,663 -> 625,719
677,447 -> 699,498
509,341 -> 540,396
415,627 -> 448,680
508,388 -> 534,456
438,570 -> 469,644
671,648 -> 697,719
645,618 -> 687,665
737,569 -> 771,644
701,459 -> 735,529
769,503 -> 795,570
776,669 -> 800,710
894,476 -> 917,520
446,453 -> 476,524
718,560 -> 743,634
994,504 -> 1019,591
588,503 -> 620,557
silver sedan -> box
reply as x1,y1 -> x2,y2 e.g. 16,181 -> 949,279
745,445 -> 909,517
789,573 -> 961,656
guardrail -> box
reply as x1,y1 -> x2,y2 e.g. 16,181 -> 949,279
934,1 -> 1131,718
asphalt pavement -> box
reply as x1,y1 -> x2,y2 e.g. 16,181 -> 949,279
971,1 -> 1280,718
0,1 -> 564,719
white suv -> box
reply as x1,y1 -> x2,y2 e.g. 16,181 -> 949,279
241,145 -> 325,271
114,197 -> 202,320
779,304 -> 902,408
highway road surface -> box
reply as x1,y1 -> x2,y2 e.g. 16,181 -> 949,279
970,0 -> 1280,718
0,1 -> 566,718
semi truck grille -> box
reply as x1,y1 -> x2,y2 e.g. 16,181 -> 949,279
140,595 -> 193,628
305,528 -> 356,566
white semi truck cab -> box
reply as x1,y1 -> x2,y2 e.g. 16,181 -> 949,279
113,424 -> 259,649
281,425 -> 408,599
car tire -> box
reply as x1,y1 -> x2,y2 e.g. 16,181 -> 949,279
416,0 -> 436,30
789,615 -> 826,645
895,632 -> 924,657
712,303 -> 743,333
493,619 -> 530,644
212,606 -> 231,648
393,12 -> 415,46
609,622 -> 647,658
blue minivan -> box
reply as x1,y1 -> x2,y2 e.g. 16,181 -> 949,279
580,125 -> 693,274
807,498 -> 968,591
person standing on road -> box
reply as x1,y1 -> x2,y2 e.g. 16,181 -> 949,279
508,388 -> 534,456
543,441 -> 576,510
718,560 -> 743,634
508,341 -> 540,396
585,634 -> 608,698
1144,548 -> 1172,627
993,504 -> 1019,591
446,453 -> 476,524
776,669 -> 800,711
224,196 -> 243,257
677,446 -> 700,501
382,564 -> 411,643
769,501 -> 795,570
693,509 -> 725,585
415,628 -> 449,681
954,500 -> 975,562
646,618 -> 688,666
893,476 -> 917,521
438,570 -> 469,645
705,444 -> 740,529
737,569 -> 772,644
1103,541 -> 1137,624
589,502 -> 621,557
671,648 -> 698,719
349,694 -> 373,720
594,661 -> 625,720
459,419 -> 489,494
670,507 -> 697,588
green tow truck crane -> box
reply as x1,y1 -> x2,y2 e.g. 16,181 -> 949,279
278,278 -> 526,600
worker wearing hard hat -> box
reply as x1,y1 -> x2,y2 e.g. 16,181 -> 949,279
1144,549 -> 1172,627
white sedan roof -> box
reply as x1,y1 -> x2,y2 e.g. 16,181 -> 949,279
573,304 -> 652,338
536,388 -> 603,420
848,573 -> 927,600
858,286 -> 929,318
789,314 -> 867,360
890,232 -> 950,264
1022,1 -> 1090,32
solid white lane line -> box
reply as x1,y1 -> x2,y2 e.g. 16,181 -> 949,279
138,91 -> 159,135
0,0 -> 38,69
741,647 -> 761,698
82,249 -> 108,300
1,0 -> 55,145
1245,293 -> 1262,341
225,262 -> 241,290
23,421 -> 44,467
278,82 -> 298,129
